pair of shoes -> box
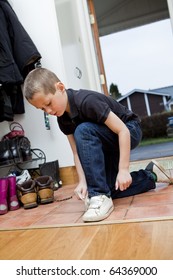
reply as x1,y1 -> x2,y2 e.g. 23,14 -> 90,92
17,176 -> 54,209
145,160 -> 173,184
83,195 -> 114,222
0,137 -> 32,166
8,136 -> 32,163
0,176 -> 20,215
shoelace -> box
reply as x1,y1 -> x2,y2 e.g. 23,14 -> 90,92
88,196 -> 104,209
56,195 -> 72,202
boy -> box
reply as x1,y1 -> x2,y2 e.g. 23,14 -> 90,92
23,68 -> 173,222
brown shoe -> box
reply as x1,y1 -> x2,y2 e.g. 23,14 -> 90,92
17,180 -> 38,209
35,176 -> 54,204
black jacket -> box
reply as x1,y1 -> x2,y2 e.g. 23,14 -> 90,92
0,0 -> 41,120
0,0 -> 41,83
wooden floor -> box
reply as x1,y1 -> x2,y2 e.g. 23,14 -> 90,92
0,220 -> 173,259
1,157 -> 173,260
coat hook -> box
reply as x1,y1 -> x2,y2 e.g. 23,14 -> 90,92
44,112 -> 50,130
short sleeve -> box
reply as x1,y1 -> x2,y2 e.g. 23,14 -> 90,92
79,94 -> 111,123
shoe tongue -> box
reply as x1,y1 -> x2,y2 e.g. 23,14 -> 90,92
91,196 -> 102,202
89,196 -> 103,208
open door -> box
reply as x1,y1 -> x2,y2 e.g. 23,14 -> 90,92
87,0 -> 109,95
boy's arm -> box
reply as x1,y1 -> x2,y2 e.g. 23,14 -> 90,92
67,134 -> 87,199
104,111 -> 132,191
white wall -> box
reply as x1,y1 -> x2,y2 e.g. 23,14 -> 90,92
55,0 -> 101,90
0,0 -> 101,168
8,0 -> 73,167
167,0 -> 173,31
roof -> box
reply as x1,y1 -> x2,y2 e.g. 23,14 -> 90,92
150,86 -> 173,97
93,0 -> 169,36
117,86 -> 173,102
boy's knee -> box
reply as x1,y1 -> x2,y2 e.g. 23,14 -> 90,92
74,122 -> 93,141
74,123 -> 87,138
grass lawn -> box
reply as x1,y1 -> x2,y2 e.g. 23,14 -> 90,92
140,137 -> 173,146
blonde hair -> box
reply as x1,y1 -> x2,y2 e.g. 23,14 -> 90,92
23,68 -> 61,100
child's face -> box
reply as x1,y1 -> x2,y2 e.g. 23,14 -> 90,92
28,86 -> 68,117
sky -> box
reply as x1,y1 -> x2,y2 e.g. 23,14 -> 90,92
100,19 -> 173,95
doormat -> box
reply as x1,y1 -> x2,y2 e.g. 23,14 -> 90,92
1,157 -> 173,231
130,156 -> 173,171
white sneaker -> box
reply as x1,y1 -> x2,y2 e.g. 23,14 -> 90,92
16,170 -> 31,185
83,195 -> 114,222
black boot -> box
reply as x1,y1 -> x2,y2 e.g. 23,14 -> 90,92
0,139 -> 14,166
9,137 -> 23,164
18,137 -> 32,162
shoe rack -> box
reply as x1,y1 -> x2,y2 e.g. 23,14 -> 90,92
0,148 -> 46,177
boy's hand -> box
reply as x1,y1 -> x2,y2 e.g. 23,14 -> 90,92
74,182 -> 88,200
115,169 -> 132,191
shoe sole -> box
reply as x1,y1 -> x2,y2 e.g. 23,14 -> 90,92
24,202 -> 38,209
0,207 -> 8,215
152,159 -> 173,183
83,205 -> 114,222
9,205 -> 20,211
40,197 -> 54,204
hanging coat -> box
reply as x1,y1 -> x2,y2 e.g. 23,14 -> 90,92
0,0 -> 42,121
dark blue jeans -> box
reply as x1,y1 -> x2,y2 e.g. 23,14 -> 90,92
74,120 -> 156,198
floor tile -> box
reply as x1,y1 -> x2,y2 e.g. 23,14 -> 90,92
52,198 -> 85,213
132,192 -> 173,207
1,176 -> 173,230
113,196 -> 133,208
33,212 -> 83,226
125,204 -> 173,220
106,207 -> 128,221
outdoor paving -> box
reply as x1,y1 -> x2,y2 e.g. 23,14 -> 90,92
130,141 -> 173,161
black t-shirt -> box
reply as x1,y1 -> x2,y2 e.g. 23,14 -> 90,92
57,88 -> 140,135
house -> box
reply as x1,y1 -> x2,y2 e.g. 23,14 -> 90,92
117,86 -> 173,118
153,85 -> 173,110
1,0 -> 173,168
1,0 -> 173,264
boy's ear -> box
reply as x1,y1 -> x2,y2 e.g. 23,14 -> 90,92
55,82 -> 65,91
